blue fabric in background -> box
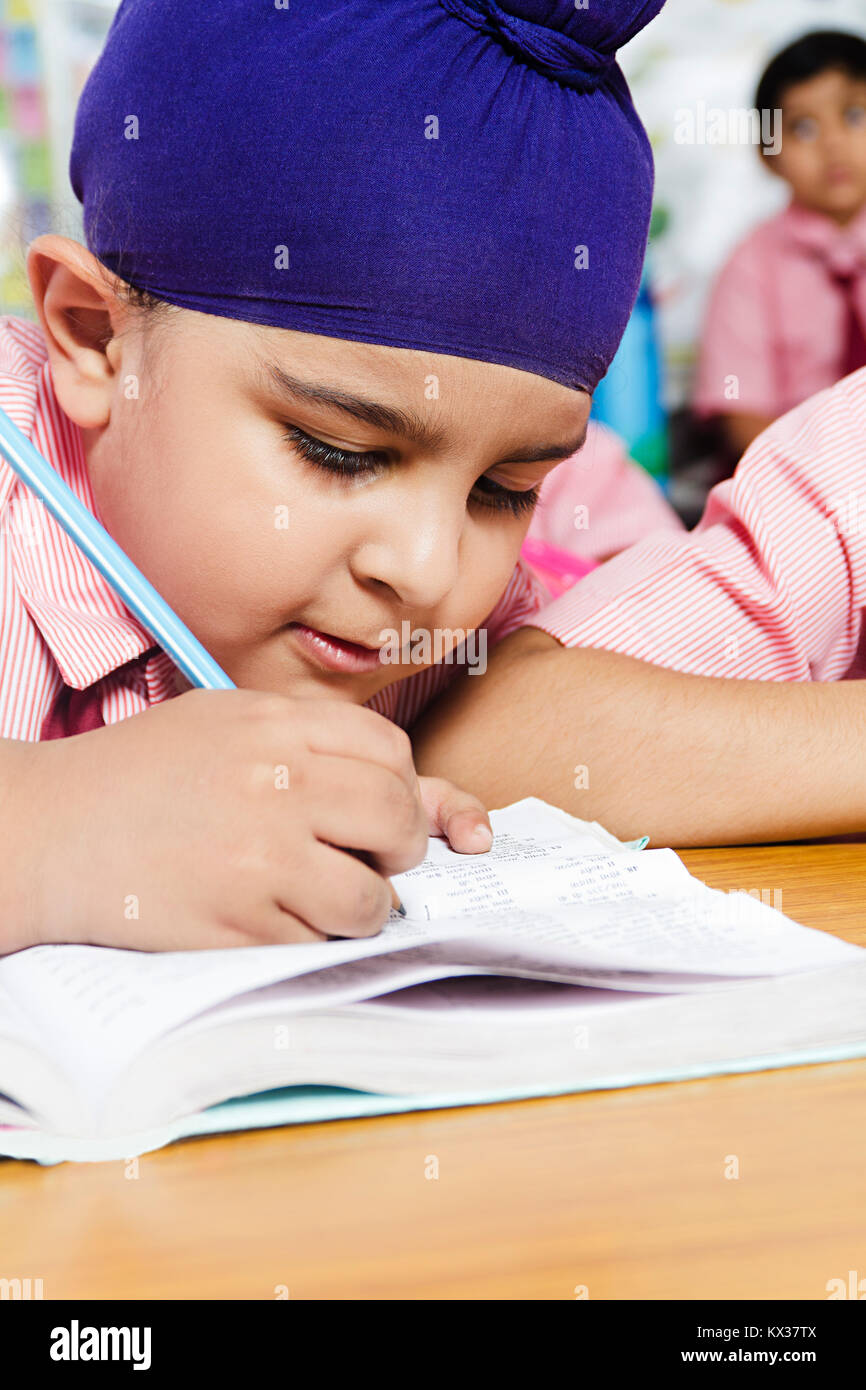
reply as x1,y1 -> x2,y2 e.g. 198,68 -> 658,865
592,267 -> 669,481
69,0 -> 665,394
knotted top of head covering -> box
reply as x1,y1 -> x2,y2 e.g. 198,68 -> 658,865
441,0 -> 657,93
70,0 -> 664,393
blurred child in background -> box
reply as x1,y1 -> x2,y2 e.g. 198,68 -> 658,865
694,30 -> 866,464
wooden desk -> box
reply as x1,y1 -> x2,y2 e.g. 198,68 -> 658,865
2,845 -> 865,1300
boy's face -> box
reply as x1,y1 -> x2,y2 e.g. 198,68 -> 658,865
84,309 -> 590,703
769,67 -> 866,224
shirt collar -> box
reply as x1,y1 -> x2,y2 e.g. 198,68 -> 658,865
7,352 -> 178,692
780,197 -> 866,273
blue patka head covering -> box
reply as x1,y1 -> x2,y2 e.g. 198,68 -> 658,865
70,0 -> 665,393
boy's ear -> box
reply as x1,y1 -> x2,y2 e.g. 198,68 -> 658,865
25,234 -> 128,430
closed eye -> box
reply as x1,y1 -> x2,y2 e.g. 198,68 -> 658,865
283,425 -> 541,518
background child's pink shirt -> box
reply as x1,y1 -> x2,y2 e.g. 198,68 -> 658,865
0,316 -> 548,739
694,200 -> 866,421
525,364 -> 866,683
527,419 -> 683,563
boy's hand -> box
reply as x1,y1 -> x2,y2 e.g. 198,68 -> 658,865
417,775 -> 493,853
9,688 -> 449,953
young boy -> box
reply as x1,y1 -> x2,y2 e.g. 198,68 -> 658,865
695,30 -> 866,463
0,0 -> 667,954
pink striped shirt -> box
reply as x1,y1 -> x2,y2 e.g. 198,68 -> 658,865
694,199 -> 866,421
526,363 -> 866,682
0,315 -> 548,740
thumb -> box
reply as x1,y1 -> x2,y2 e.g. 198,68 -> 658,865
418,775 -> 493,854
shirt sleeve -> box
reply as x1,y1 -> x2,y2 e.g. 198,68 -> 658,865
693,230 -> 780,420
521,369 -> 866,682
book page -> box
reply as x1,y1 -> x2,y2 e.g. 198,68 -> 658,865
448,893 -> 861,976
164,949 -> 673,1043
390,802 -> 861,975
392,840 -> 690,920
391,797 -> 691,919
0,915 -> 456,1088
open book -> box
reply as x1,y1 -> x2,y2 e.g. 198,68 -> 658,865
1,798 -> 863,1164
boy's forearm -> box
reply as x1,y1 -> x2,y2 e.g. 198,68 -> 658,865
411,628 -> 866,847
0,737 -> 46,950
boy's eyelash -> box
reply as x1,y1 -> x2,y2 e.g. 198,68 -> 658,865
283,425 -> 540,518
471,473 -> 540,516
283,425 -> 387,474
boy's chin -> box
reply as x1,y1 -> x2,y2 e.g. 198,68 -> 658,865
273,664 -> 392,704
812,186 -> 866,218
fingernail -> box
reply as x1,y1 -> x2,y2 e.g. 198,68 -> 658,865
472,823 -> 493,846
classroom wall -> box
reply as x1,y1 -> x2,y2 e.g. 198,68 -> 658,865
0,0 -> 116,316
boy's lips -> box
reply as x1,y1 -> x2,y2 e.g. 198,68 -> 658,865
287,621 -> 384,674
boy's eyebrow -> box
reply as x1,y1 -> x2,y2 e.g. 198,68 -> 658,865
258,360 -> 589,462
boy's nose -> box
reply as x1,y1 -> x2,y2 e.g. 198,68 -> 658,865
352,486 -> 464,609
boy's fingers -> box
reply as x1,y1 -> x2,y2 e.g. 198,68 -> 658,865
418,776 -> 493,853
273,841 -> 397,938
303,755 -> 428,874
262,694 -> 417,779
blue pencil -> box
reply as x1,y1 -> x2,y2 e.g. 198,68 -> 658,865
0,405 -> 234,690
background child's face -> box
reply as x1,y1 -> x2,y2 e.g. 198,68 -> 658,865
768,67 -> 866,224
84,309 -> 590,702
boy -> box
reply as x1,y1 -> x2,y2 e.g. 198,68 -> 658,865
695,30 -> 866,462
0,0 -> 667,953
